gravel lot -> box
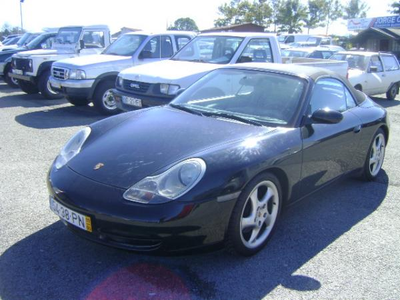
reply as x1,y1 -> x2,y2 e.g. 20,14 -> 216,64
0,82 -> 399,300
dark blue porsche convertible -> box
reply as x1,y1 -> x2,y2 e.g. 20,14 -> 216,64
47,63 -> 389,256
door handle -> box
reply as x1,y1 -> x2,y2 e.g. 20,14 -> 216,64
353,125 -> 361,133
381,74 -> 386,77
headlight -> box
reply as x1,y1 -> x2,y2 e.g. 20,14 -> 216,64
160,83 -> 180,95
123,158 -> 206,204
28,59 -> 32,68
117,75 -> 123,87
69,69 -> 86,79
54,127 -> 91,169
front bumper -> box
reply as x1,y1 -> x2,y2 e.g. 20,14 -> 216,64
9,70 -> 35,82
47,164 -> 236,253
112,88 -> 174,112
49,76 -> 95,99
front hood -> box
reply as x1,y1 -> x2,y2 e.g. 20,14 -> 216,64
119,60 -> 221,86
68,107 -> 273,188
13,49 -> 58,58
54,54 -> 128,68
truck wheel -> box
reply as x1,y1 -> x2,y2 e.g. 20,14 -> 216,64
93,80 -> 120,115
18,80 -> 39,94
386,83 -> 398,100
66,95 -> 90,106
38,70 -> 63,100
4,65 -> 19,88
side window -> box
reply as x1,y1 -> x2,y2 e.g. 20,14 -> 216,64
286,36 -> 294,43
238,38 -> 273,63
344,88 -> 357,109
160,36 -> 173,58
82,30 -> 105,48
381,55 -> 400,71
369,56 -> 384,72
141,36 -> 160,58
309,79 -> 347,114
175,36 -> 191,50
309,51 -> 323,59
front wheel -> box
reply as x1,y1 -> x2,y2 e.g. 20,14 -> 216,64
386,83 -> 398,100
361,128 -> 386,181
4,65 -> 19,88
92,80 -> 120,115
38,70 -> 63,100
226,172 -> 282,256
18,80 -> 39,94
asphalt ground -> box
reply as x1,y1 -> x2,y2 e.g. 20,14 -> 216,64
0,82 -> 399,300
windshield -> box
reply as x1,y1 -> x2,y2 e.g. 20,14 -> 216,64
16,33 -> 30,46
172,69 -> 306,126
330,53 -> 368,70
103,34 -> 147,56
172,36 -> 244,64
55,27 -> 82,45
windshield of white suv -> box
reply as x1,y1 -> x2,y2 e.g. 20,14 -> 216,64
171,36 -> 244,64
103,34 -> 147,56
55,28 -> 82,45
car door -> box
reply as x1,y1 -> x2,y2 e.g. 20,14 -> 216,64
136,35 -> 174,66
300,78 -> 362,196
380,54 -> 400,91
365,55 -> 386,94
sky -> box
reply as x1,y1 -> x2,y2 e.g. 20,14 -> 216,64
0,0 -> 397,36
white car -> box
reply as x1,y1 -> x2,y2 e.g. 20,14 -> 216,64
331,51 -> 400,100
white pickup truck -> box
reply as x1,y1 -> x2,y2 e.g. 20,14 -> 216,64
9,25 -> 111,99
330,51 -> 400,100
49,31 -> 196,115
112,32 -> 348,112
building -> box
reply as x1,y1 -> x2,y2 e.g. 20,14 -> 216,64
351,27 -> 400,59
111,27 -> 142,39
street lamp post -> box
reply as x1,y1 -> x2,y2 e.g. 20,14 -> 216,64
20,0 -> 24,33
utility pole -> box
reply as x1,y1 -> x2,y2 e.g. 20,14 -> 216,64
20,0 -> 24,33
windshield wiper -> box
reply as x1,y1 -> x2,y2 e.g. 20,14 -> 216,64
203,111 -> 263,127
169,104 -> 203,116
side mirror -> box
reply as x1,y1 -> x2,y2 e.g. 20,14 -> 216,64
79,40 -> 85,49
311,109 -> 343,124
139,50 -> 152,59
369,65 -> 378,73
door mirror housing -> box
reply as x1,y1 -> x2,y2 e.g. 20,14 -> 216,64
311,109 -> 343,124
79,40 -> 85,50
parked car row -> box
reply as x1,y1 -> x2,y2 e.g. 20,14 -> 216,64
1,25 -> 392,257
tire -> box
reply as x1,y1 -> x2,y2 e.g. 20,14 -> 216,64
92,80 -> 120,115
4,65 -> 19,88
226,172 -> 282,256
386,83 -> 398,100
361,128 -> 386,181
38,70 -> 63,100
18,80 -> 39,94
66,95 -> 90,106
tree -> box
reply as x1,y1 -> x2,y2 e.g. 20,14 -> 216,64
343,0 -> 369,19
388,1 -> 400,14
276,0 -> 307,33
303,0 -> 327,34
167,18 -> 199,31
324,0 -> 342,35
214,0 -> 272,27
0,22 -> 24,40
270,0 -> 283,32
